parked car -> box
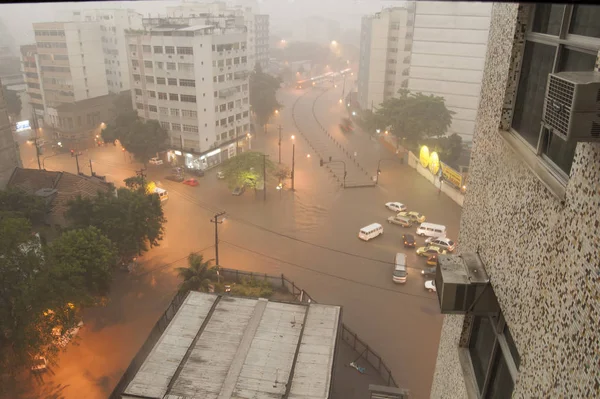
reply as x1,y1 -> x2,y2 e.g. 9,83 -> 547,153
402,234 -> 416,248
388,215 -> 412,227
385,202 -> 407,212
421,266 -> 437,276
186,168 -> 205,177
426,254 -> 439,266
425,237 -> 455,252
416,245 -> 447,257
397,211 -> 426,223
183,178 -> 199,186
232,185 -> 245,196
217,171 -> 226,179
165,174 -> 184,182
425,280 -> 437,293
171,167 -> 184,175
31,355 -> 48,372
149,157 -> 163,165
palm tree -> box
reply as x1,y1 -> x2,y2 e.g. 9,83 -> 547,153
176,254 -> 217,292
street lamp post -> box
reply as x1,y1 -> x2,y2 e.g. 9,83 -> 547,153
291,141 -> 295,191
375,158 -> 400,184
278,124 -> 282,164
262,154 -> 268,201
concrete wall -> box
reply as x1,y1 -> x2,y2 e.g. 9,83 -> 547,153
407,151 -> 464,207
431,3 -> 600,398
408,1 -> 492,142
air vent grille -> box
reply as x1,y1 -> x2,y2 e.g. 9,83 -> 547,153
592,121 -> 600,138
544,75 -> 576,138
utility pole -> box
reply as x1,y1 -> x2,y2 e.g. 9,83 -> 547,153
278,124 -> 282,164
89,159 -> 94,176
136,168 -> 146,188
291,143 -> 295,191
75,151 -> 81,174
30,114 -> 42,170
210,211 -> 226,267
263,154 -> 267,201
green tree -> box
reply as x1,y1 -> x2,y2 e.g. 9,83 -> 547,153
101,110 -> 138,144
2,86 -> 21,118
120,120 -> 168,165
219,151 -> 276,189
47,227 -> 117,303
0,189 -> 47,225
250,65 -> 282,127
375,89 -> 455,147
419,133 -> 464,167
0,218 -> 72,376
356,109 -> 385,135
66,188 -> 166,260
176,253 -> 217,292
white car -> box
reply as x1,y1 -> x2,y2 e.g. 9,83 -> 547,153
31,355 -> 48,372
425,237 -> 456,252
425,280 -> 436,292
149,157 -> 163,165
385,202 -> 407,212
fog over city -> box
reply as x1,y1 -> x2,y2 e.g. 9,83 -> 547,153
1,1 -> 598,399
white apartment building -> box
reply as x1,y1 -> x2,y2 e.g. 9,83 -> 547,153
31,21 -> 109,110
408,2 -> 492,141
68,9 -> 144,93
357,6 -> 413,111
125,23 -> 250,168
166,2 -> 269,70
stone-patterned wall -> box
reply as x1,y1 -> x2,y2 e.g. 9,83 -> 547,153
431,3 -> 600,398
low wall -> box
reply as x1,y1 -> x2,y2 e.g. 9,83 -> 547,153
407,152 -> 464,207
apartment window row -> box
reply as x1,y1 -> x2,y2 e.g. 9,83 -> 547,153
42,77 -> 71,86
34,30 -> 65,36
153,92 -> 197,104
151,46 -> 194,55
150,76 -> 196,88
27,82 -> 40,89
509,4 -> 600,181
213,57 -> 243,68
152,61 -> 193,72
37,42 -> 67,49
25,72 -> 38,79
41,65 -> 70,73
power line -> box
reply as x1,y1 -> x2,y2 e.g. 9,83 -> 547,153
220,239 -> 436,301
135,244 -> 215,277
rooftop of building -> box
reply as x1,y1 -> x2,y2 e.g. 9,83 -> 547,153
122,292 -> 341,399
53,93 -> 115,113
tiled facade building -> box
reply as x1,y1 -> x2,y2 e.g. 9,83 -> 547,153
431,3 -> 600,398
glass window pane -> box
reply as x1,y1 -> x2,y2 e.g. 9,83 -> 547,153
485,353 -> 515,399
569,5 -> 600,38
469,316 -> 496,393
532,4 -> 564,36
503,325 -> 521,370
512,42 -> 556,148
542,48 -> 595,175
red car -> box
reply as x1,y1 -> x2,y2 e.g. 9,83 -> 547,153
182,178 -> 199,186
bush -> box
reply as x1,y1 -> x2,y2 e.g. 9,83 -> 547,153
231,277 -> 273,298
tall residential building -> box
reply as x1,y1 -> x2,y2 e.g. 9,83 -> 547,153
357,2 -> 492,141
20,44 -> 44,117
291,16 -> 341,45
165,1 -> 269,70
0,79 -> 22,189
407,2 -> 492,142
29,21 -> 109,113
357,6 -> 413,111
67,9 -> 144,93
431,3 -> 600,398
125,21 -> 250,166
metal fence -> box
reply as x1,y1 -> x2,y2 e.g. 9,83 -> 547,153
108,290 -> 189,399
341,323 -> 398,387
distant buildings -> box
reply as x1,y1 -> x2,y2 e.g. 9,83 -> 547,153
291,16 -> 341,45
357,2 -> 492,141
125,20 -> 251,169
67,9 -> 144,93
0,78 -> 22,189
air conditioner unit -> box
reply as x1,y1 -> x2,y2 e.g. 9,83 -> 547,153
542,71 -> 600,142
434,252 -> 499,315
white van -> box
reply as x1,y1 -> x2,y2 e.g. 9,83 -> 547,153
358,223 -> 383,241
416,222 -> 446,238
392,253 -> 407,283
154,187 -> 169,202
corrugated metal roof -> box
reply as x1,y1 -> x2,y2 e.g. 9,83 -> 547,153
123,292 -> 340,399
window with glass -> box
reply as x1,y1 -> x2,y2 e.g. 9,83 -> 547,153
153,46 -> 163,54
165,46 -> 175,54
171,123 -> 181,131
159,107 -> 168,115
156,62 -> 164,70
149,91 -> 156,98
144,60 -> 152,69
145,76 -> 154,84
169,93 -> 179,101
158,92 -> 167,100
157,77 -> 166,85
142,45 -> 151,53
468,314 -> 519,398
170,108 -> 179,117
148,105 -> 157,113
180,95 -> 197,103
179,79 -> 195,87
511,4 -> 600,179
167,62 -> 176,71
168,78 -> 177,86
177,46 -> 193,55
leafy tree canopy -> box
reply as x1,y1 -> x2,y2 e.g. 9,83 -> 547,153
101,110 -> 139,144
374,89 -> 455,147
250,66 -> 282,127
2,86 -> 21,117
0,188 -> 48,225
120,120 -> 168,165
66,188 -> 166,260
219,151 -> 276,189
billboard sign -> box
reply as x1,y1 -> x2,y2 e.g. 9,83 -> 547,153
16,120 -> 31,132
